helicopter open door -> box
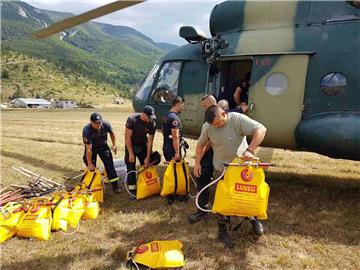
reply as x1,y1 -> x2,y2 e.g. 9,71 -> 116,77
248,54 -> 310,149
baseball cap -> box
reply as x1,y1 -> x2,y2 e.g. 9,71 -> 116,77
143,105 -> 156,120
90,112 -> 102,123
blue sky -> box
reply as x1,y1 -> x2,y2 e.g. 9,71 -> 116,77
23,0 -> 222,45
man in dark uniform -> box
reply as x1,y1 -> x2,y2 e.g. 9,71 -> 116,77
187,94 -> 216,223
125,105 -> 156,197
82,112 -> 120,193
162,96 -> 186,204
162,96 -> 185,162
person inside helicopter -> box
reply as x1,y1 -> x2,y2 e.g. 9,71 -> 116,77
233,71 -> 251,113
216,62 -> 251,114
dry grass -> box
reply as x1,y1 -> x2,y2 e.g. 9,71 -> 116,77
1,108 -> 359,270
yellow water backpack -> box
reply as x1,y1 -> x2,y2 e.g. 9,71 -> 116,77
81,193 -> 100,220
127,240 -> 185,269
51,191 -> 99,232
0,202 -> 25,243
161,159 -> 190,196
51,193 -> 71,232
136,166 -> 161,200
66,194 -> 86,229
16,198 -> 52,241
212,158 -> 270,219
77,169 -> 103,203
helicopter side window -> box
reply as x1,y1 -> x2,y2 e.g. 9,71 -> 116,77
320,72 -> 347,97
151,61 -> 182,104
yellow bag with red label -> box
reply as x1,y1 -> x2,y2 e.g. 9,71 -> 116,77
212,158 -> 270,219
16,198 -> 52,241
136,166 -> 161,199
76,169 -> 103,203
127,240 -> 185,269
160,159 -> 190,196
0,202 -> 26,243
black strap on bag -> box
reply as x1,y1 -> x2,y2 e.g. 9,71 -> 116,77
50,195 -> 64,214
181,160 -> 189,193
173,161 -> 178,194
86,170 -> 97,189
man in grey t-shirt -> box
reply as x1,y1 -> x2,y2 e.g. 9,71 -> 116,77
194,105 -> 267,248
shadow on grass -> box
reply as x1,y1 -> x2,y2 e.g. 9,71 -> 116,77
104,163 -> 360,252
2,135 -> 82,146
265,170 -> 360,246
1,248 -> 105,270
1,150 -> 77,175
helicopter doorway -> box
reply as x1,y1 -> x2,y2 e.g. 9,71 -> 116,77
216,60 -> 253,110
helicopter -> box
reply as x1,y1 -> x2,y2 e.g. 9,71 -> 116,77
33,0 -> 360,161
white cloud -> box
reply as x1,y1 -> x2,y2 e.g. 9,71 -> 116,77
23,0 -> 223,44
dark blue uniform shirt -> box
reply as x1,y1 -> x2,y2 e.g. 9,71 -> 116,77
162,111 -> 182,145
82,120 -> 113,149
126,113 -> 156,145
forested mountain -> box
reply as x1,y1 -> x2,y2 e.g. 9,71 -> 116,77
1,1 -> 178,97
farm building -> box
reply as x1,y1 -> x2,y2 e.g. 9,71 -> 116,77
10,98 -> 51,108
53,100 -> 77,109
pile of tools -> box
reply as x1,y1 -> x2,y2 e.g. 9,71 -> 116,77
0,167 -> 64,206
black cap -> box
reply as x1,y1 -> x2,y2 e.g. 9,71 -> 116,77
143,105 -> 156,120
90,112 -> 102,123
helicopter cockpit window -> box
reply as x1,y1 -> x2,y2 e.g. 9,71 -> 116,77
320,72 -> 347,97
151,61 -> 182,104
135,63 -> 159,100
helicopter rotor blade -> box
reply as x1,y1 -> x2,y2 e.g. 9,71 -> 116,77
32,0 -> 144,39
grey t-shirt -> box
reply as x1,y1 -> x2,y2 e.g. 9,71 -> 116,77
198,112 -> 265,171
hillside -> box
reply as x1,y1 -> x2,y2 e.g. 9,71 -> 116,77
1,51 -> 123,106
1,1 -> 177,95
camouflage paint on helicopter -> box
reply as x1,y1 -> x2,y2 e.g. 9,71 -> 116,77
133,1 -> 360,160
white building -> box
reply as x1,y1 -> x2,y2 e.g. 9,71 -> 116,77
10,98 -> 51,108
53,100 -> 77,109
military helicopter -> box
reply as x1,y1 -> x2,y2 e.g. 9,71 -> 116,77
33,1 -> 360,161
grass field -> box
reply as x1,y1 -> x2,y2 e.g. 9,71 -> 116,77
1,108 -> 359,270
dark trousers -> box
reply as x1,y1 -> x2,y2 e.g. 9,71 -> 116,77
197,147 -> 214,209
83,144 -> 118,189
125,144 -> 147,194
163,142 -> 176,162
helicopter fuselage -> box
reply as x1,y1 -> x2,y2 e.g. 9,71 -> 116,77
133,1 -> 360,160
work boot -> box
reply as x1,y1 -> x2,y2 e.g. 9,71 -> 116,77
187,209 -> 208,224
128,189 -> 136,200
111,183 -> 121,194
249,217 -> 264,236
218,221 -> 235,249
166,195 -> 175,205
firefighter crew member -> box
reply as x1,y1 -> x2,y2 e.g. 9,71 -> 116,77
188,94 -> 216,223
125,105 -> 156,197
194,105 -> 267,249
162,96 -> 186,204
162,96 -> 185,162
82,112 -> 120,193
